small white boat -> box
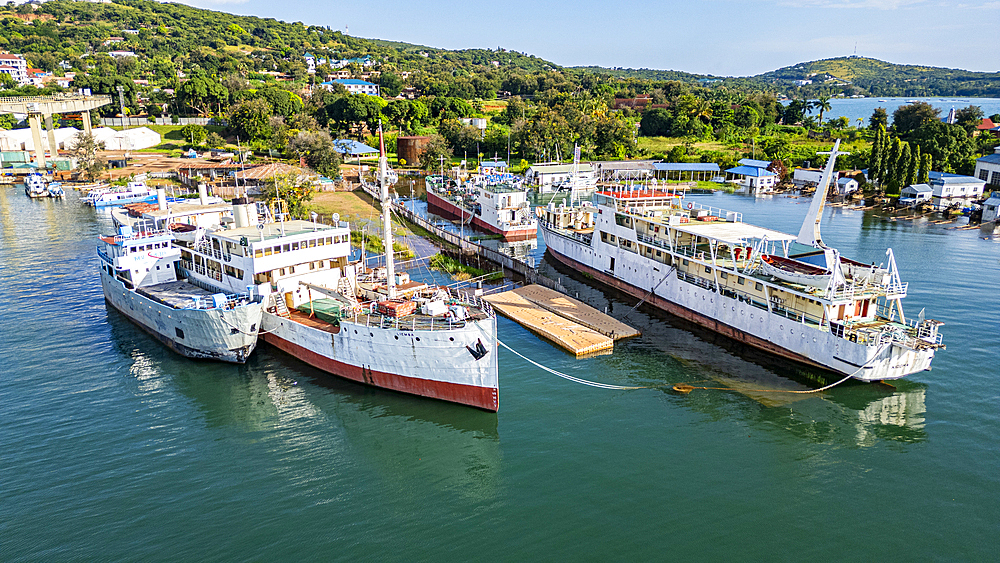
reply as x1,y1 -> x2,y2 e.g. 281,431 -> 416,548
83,180 -> 157,207
24,173 -> 49,198
47,182 -> 65,198
759,254 -> 831,288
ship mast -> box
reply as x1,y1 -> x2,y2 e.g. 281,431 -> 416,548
378,124 -> 396,299
796,138 -> 849,248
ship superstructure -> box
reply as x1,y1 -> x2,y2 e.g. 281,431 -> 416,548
97,225 -> 261,363
539,140 -> 943,382
425,163 -> 536,241
253,131 -> 500,410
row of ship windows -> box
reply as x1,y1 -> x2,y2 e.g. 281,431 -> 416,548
126,241 -> 168,253
253,261 -> 330,283
253,236 -> 347,258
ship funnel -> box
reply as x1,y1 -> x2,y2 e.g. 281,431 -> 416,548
232,197 -> 256,228
156,187 -> 167,211
198,183 -> 208,206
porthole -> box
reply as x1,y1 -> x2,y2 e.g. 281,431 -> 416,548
416,337 -> 421,341
449,337 -> 454,341
354,330 -> 357,334
394,335 -> 398,340
370,332 -> 374,337
780,325 -> 784,330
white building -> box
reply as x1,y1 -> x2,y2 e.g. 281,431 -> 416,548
793,167 -> 824,185
928,172 -> 986,211
974,147 -> 1000,187
981,193 -> 1000,223
322,79 -> 379,96
524,163 -> 596,194
726,165 -> 777,193
0,53 -> 28,84
900,184 -> 933,206
836,177 -> 859,195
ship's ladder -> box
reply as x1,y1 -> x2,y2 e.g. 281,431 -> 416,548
271,293 -> 291,318
336,276 -> 359,308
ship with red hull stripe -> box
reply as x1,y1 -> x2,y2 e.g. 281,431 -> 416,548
538,140 -> 944,383
425,169 -> 536,242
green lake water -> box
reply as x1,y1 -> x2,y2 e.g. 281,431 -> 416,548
1,188 -> 998,561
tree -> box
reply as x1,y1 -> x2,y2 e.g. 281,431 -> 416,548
869,125 -> 885,183
420,134 -> 453,171
0,114 -> 16,130
893,102 -> 940,137
0,72 -> 15,90
811,95 -> 832,126
205,132 -> 225,149
69,133 -> 105,181
228,98 -> 272,142
918,153 -> 932,184
180,123 -> 207,145
379,72 -> 403,98
639,108 -> 671,137
175,72 -> 229,117
954,105 -> 985,135
885,136 -> 902,193
285,130 -> 343,176
261,171 -> 316,220
325,94 -> 387,137
907,144 -> 920,188
782,98 -> 808,125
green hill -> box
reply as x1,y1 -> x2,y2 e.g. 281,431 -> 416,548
754,56 -> 1000,97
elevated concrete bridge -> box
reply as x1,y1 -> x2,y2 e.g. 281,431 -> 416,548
0,94 -> 112,168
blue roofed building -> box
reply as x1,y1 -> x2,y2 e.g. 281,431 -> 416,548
651,162 -> 720,182
974,146 -> 1000,188
331,139 -> 378,156
725,165 -> 777,194
737,158 -> 772,169
927,171 -> 986,210
322,79 -> 379,96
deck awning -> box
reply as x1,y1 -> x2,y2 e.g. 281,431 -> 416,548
672,222 -> 796,245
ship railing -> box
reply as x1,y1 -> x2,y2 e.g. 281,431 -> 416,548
636,233 -> 673,252
448,287 -> 495,317
688,202 -> 741,223
830,280 -> 907,301
183,292 -> 254,310
97,248 -> 113,265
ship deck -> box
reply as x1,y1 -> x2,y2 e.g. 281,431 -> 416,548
138,281 -> 222,309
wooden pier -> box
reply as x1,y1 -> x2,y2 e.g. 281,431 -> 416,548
484,285 -> 639,356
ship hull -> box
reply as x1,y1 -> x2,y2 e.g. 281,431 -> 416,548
427,190 -> 536,241
541,226 -> 935,382
260,311 -> 499,411
100,269 -> 261,363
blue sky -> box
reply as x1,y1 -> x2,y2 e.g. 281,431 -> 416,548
174,0 -> 1000,76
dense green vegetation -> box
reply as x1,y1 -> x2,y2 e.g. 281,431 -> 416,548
0,1 -> 996,185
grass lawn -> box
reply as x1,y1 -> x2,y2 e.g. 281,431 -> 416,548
638,137 -> 732,154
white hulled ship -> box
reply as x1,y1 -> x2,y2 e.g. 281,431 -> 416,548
215,132 -> 500,410
24,173 -> 49,198
539,140 -> 943,382
425,161 -> 536,241
97,224 -> 262,363
84,178 -> 157,207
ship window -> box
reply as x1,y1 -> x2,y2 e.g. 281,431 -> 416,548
326,237 -> 333,245
175,327 -> 184,339
254,249 -> 263,258
264,247 -> 272,256
279,268 -> 285,276
683,259 -> 689,266
704,266 -> 711,273
309,239 -> 317,248
282,244 -> 290,252
656,250 -> 661,257
720,272 -> 728,279
737,277 -> 745,285
292,242 -> 300,250
755,282 -> 763,291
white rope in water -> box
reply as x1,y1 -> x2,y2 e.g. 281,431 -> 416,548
498,340 -> 655,390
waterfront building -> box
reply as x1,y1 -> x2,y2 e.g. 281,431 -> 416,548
928,171 -> 986,210
974,147 -> 1000,188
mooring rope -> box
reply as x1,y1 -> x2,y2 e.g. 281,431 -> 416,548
498,340 -> 658,390
498,340 -> 892,395
623,266 -> 675,319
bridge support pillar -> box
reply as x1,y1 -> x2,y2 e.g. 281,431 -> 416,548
82,110 -> 92,135
44,113 -> 57,158
28,113 -> 45,169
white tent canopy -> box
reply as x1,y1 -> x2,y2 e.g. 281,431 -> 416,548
0,126 -> 161,151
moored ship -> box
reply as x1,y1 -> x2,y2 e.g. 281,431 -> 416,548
425,162 -> 536,241
97,225 -> 262,363
539,140 -> 943,382
24,173 -> 49,198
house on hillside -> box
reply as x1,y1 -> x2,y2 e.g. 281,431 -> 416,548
793,167 -> 824,186
974,147 -> 1000,187
928,171 -> 985,210
0,53 -> 28,85
322,79 -> 379,96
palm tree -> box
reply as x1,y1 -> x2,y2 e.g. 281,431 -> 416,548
811,95 -> 832,126
690,98 -> 714,123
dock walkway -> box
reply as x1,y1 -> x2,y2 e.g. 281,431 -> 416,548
484,285 -> 639,356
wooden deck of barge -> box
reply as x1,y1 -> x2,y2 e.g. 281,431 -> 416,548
484,284 -> 638,356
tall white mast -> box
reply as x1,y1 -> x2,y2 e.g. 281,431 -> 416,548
796,139 -> 849,248
379,124 -> 396,299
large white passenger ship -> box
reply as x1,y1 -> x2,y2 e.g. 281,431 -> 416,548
97,225 -> 262,363
539,141 -> 943,382
425,162 -> 536,241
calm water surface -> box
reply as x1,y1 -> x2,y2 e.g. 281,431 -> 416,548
1,188 -> 998,561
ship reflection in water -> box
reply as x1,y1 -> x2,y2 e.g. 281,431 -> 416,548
109,307 -> 501,502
